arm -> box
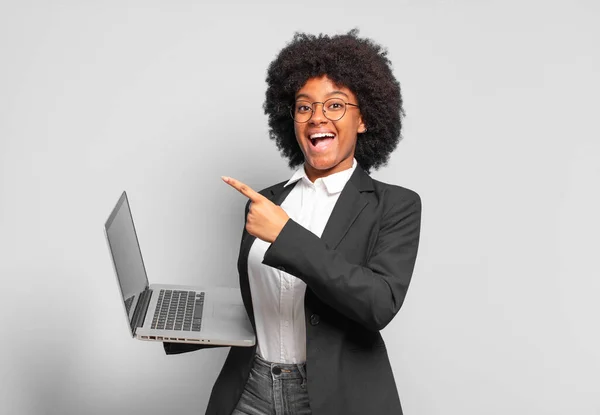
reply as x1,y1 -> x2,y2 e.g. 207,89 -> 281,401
262,194 -> 421,331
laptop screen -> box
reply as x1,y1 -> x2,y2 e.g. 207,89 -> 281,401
104,191 -> 149,336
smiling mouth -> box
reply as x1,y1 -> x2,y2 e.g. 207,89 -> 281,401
309,132 -> 336,147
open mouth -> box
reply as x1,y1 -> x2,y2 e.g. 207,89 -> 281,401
309,132 -> 336,149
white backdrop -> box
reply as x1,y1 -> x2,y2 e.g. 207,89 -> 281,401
1,1 -> 598,414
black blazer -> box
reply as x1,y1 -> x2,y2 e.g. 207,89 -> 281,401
164,165 -> 422,415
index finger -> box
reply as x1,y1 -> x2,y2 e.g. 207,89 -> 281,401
221,176 -> 265,202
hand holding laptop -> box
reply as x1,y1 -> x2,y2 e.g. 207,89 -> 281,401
222,176 -> 290,243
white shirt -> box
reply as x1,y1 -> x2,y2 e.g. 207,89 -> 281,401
247,159 -> 357,364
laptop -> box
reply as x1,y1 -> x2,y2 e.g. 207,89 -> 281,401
104,191 -> 255,347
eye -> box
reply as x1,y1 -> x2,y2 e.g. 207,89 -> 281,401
326,100 -> 344,111
295,102 -> 312,113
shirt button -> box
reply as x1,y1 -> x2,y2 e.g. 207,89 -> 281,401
272,366 -> 282,375
310,314 -> 320,326
284,321 -> 289,327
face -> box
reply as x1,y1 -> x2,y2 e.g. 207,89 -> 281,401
293,75 -> 366,182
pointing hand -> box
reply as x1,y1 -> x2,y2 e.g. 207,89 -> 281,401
222,176 -> 290,243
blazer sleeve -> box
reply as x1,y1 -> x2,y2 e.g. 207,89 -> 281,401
262,191 -> 421,332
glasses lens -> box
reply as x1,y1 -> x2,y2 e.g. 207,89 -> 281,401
291,98 -> 348,122
323,98 -> 346,121
293,100 -> 313,123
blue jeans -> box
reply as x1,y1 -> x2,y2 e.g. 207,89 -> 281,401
232,354 -> 311,415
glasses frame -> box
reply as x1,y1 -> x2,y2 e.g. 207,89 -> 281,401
290,98 -> 360,123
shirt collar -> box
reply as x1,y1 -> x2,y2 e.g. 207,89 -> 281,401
284,158 -> 357,195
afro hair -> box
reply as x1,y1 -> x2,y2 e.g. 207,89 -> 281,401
264,29 -> 404,173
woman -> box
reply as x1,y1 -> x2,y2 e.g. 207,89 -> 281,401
165,29 -> 421,415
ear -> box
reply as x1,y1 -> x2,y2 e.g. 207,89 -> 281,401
357,115 -> 367,134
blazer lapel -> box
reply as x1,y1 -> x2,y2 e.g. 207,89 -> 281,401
320,165 -> 374,250
268,181 -> 298,205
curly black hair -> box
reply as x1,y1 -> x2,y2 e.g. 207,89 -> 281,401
264,29 -> 403,173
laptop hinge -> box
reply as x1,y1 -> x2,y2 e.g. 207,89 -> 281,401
131,288 -> 152,333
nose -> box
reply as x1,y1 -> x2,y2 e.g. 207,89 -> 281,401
309,102 -> 328,124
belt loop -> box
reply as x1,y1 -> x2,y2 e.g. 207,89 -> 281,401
297,362 -> 307,389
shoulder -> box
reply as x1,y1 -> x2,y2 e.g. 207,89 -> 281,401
370,177 -> 421,210
367,178 -> 421,233
351,164 -> 420,212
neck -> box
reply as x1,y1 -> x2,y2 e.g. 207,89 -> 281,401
304,158 -> 354,183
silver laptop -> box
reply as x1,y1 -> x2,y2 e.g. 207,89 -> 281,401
104,191 -> 255,347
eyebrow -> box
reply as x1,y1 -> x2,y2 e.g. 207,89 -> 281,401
295,90 -> 350,100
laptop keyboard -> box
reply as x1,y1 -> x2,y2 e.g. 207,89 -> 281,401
151,290 -> 205,332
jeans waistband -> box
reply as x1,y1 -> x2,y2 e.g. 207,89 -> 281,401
253,354 -> 307,381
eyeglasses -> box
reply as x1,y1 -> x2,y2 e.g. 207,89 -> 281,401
290,98 -> 359,123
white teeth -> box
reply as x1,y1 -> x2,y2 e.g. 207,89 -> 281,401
310,133 -> 335,139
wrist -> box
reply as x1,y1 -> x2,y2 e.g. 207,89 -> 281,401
271,217 -> 290,243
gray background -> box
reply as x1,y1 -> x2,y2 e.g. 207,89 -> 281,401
1,1 -> 599,414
